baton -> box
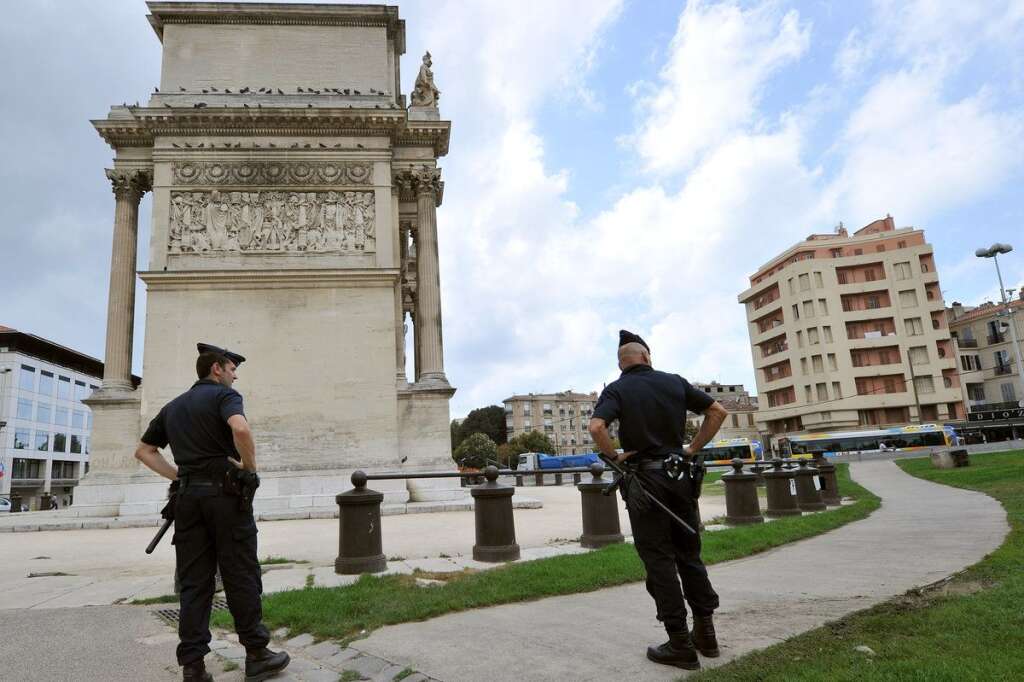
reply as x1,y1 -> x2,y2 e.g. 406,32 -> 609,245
146,517 -> 173,554
597,454 -> 697,536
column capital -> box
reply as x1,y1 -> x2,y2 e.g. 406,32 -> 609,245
105,168 -> 152,203
392,166 -> 443,206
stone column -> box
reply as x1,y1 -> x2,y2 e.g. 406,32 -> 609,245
411,166 -> 447,385
101,168 -> 152,392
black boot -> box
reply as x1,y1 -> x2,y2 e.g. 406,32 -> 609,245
646,631 -> 700,670
691,613 -> 720,657
245,647 -> 290,682
182,659 -> 213,682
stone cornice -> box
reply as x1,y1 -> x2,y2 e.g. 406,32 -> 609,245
146,2 -> 406,53
139,268 -> 400,290
93,108 -> 450,156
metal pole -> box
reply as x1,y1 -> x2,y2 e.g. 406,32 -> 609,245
992,254 -> 1024,405
906,347 -> 923,424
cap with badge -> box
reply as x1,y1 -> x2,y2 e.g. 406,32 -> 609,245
196,342 -> 246,367
618,329 -> 650,352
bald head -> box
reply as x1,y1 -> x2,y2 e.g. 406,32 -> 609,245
618,341 -> 651,370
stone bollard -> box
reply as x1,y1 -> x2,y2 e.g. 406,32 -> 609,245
555,472 -> 564,486
534,471 -> 544,487
813,455 -> 841,505
577,463 -> 624,548
335,471 -> 387,575
471,465 -> 521,562
794,459 -> 826,512
572,472 -> 582,485
723,458 -> 764,524
515,474 -> 524,487
763,458 -> 801,517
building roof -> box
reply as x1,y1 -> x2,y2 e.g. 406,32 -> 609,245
0,325 -> 141,385
949,298 -> 1024,325
503,390 -> 597,402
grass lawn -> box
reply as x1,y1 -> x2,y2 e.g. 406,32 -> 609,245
692,450 -> 1024,682
212,463 -> 878,642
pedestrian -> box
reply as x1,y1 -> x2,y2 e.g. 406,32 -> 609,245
49,496 -> 59,510
588,330 -> 728,671
134,343 -> 289,682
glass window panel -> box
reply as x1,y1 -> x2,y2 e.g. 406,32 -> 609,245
53,433 -> 67,452
16,398 -> 33,420
19,365 -> 35,391
38,371 -> 54,395
14,429 -> 30,449
75,381 -> 89,401
72,411 -> 85,429
55,407 -> 69,426
57,376 -> 72,400
36,403 -> 51,424
35,432 -> 49,451
70,435 -> 82,454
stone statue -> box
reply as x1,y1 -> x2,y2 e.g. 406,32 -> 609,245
411,51 -> 440,108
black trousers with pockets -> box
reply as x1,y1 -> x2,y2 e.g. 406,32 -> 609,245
173,485 -> 270,665
626,469 -> 720,635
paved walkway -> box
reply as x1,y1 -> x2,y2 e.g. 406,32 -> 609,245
351,460 -> 1009,681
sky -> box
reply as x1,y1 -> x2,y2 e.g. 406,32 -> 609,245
2,0 -> 1023,418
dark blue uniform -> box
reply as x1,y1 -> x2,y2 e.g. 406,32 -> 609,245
593,365 -> 720,634
142,380 -> 270,666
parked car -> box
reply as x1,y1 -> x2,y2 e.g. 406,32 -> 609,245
0,497 -> 11,513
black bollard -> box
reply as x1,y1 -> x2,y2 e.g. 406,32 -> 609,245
813,454 -> 841,505
471,466 -> 521,562
515,474 -> 524,487
794,459 -> 826,511
723,458 -> 764,524
554,472 -> 564,486
577,463 -> 624,548
335,471 -> 387,574
534,471 -> 544,487
763,458 -> 801,517
572,472 -> 582,485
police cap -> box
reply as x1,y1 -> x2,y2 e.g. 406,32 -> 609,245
618,329 -> 649,352
196,342 -> 246,367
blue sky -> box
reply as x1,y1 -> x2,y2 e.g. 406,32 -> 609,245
2,1 -> 1023,418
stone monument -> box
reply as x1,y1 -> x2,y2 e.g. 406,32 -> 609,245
76,2 -> 458,515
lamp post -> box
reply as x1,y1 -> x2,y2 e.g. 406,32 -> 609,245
975,243 -> 1024,407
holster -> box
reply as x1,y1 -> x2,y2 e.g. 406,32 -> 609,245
160,479 -> 180,521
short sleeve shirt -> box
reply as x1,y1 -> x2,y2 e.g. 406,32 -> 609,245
592,364 -> 714,458
141,379 -> 245,473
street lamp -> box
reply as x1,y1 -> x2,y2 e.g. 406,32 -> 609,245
975,243 -> 1024,407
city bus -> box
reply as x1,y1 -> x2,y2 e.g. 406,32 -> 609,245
698,438 -> 764,465
783,424 -> 958,457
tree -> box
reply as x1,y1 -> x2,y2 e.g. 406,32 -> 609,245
455,405 -> 507,449
504,431 -> 556,468
685,419 -> 699,442
452,432 -> 497,469
450,419 -> 461,450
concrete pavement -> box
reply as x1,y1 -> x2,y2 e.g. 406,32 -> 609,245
351,460 -> 1009,681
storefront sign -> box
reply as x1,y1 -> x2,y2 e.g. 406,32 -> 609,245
967,408 -> 1024,422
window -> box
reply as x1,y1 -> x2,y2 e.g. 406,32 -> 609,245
14,429 -> 30,449
816,383 -> 828,401
961,354 -> 982,372
52,461 -> 76,479
799,273 -> 810,291
898,240 -> 906,248
967,384 -> 986,401
909,346 -> 929,365
19,365 -> 35,391
805,385 -> 813,402
832,381 -> 842,399
57,376 -> 72,400
36,403 -> 51,424
70,435 -> 83,454
803,301 -> 815,318
788,278 -> 795,295
747,414 -> 754,426
542,403 -> 552,415
876,244 -> 886,252
543,418 -> 552,426
808,327 -> 820,345
796,330 -> 804,348
867,295 -> 881,309
12,458 -> 42,479
55,407 -> 69,426
899,290 -> 919,307
854,248 -> 863,256
995,350 -> 1010,368
39,371 -> 54,396
814,272 -> 824,288
16,398 -> 33,420
801,357 -> 808,375
828,353 -> 838,371
812,355 -> 824,373
72,411 -> 85,429
731,414 -> 739,428
75,380 -> 89,401
905,318 -> 924,336
792,303 -> 800,320
35,432 -> 49,451
53,433 -> 67,452
818,298 -> 828,315
894,262 -> 912,280
915,376 -> 935,394
84,437 -> 90,455
1002,383 -> 1018,402
837,271 -> 848,285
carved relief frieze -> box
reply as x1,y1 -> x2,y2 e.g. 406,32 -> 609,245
172,161 -> 372,186
169,190 -> 375,254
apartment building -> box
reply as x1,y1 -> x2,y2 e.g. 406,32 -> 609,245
948,295 -> 1024,441
687,390 -> 760,442
503,390 -> 611,455
0,326 -> 128,510
693,381 -> 751,402
737,216 -> 964,438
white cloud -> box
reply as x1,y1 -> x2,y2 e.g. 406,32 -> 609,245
625,0 -> 811,175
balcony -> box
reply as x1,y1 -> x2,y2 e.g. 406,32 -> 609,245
988,333 -> 1006,344
969,401 -> 1022,413
50,477 -> 80,487
958,338 -> 978,348
994,364 -> 1013,376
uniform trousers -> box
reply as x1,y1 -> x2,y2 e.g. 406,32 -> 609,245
626,469 -> 720,634
173,484 -> 270,665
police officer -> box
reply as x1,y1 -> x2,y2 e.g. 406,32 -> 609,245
588,330 -> 728,670
134,343 -> 289,682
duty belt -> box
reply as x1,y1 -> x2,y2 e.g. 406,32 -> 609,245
634,459 -> 667,472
